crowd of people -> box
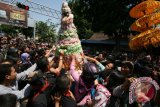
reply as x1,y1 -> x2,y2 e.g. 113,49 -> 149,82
0,37 -> 160,107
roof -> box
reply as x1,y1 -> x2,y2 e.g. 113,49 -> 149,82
89,32 -> 109,40
81,39 -> 128,46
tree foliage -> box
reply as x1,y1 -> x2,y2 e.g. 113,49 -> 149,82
68,0 -> 94,39
0,24 -> 34,39
68,0 -> 142,39
36,21 -> 57,43
0,20 -> 57,43
21,27 -> 33,39
0,24 -> 19,37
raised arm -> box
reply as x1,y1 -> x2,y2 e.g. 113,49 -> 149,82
50,54 -> 63,76
45,45 -> 56,58
85,56 -> 99,64
17,63 -> 37,80
70,55 -> 80,82
11,84 -> 32,100
85,56 -> 105,72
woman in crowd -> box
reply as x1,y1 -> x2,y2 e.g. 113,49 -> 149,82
70,55 -> 111,106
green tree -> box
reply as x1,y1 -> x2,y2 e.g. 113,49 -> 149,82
68,0 -> 94,39
68,0 -> 141,40
36,21 -> 48,39
36,21 -> 57,43
0,24 -> 19,37
45,22 -> 57,44
21,27 -> 33,39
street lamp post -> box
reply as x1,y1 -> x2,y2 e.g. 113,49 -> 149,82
28,17 -> 36,41
33,20 -> 36,41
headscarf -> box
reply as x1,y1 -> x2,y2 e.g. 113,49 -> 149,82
21,53 -> 31,64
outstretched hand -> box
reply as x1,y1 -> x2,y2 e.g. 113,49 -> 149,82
84,55 -> 98,64
122,77 -> 137,90
71,54 -> 76,60
80,52 -> 85,58
59,49 -> 65,56
52,45 -> 56,51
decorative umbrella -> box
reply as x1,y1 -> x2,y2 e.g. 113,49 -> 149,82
129,1 -> 160,18
130,12 -> 160,32
129,77 -> 159,105
129,28 -> 160,50
142,28 -> 160,47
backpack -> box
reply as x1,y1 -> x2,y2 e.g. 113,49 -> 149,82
77,84 -> 111,107
93,84 -> 111,107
